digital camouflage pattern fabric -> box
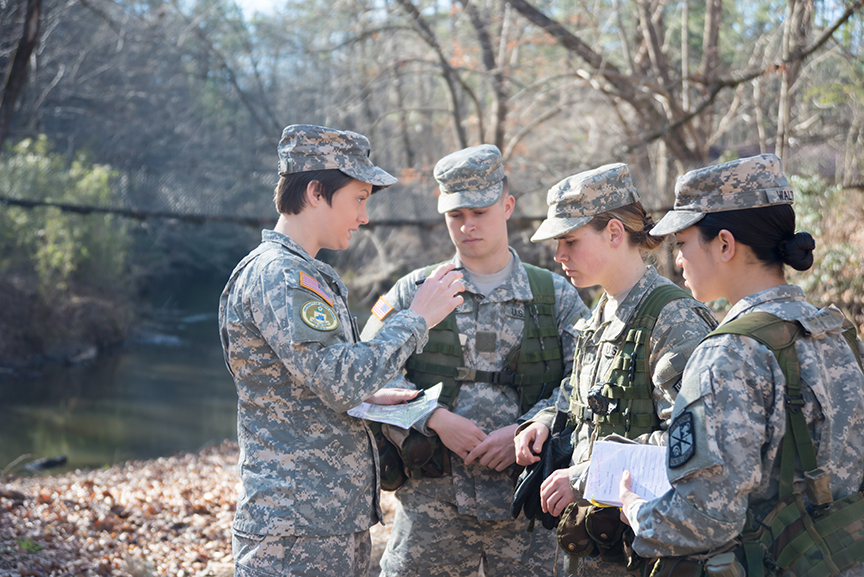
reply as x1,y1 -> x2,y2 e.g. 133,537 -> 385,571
219,230 -> 430,541
650,153 -> 794,236
232,528 -> 371,577
362,249 -> 590,577
523,267 -> 717,577
277,124 -> 397,187
434,144 -> 505,213
626,285 -> 864,571
530,163 -> 641,242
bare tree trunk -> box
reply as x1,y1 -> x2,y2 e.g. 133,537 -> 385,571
681,0 -> 690,112
0,0 -> 42,149
842,113 -> 863,186
693,0 -> 720,157
394,0 -> 469,148
776,0 -> 812,169
461,0 -> 508,149
392,60 -> 416,167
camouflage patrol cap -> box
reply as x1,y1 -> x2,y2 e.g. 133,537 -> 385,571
530,163 -> 640,242
277,124 -> 397,188
434,144 -> 505,213
650,153 -> 794,236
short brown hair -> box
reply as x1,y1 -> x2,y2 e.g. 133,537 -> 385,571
588,202 -> 665,251
274,169 -> 355,215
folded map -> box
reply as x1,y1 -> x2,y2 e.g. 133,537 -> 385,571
347,382 -> 442,429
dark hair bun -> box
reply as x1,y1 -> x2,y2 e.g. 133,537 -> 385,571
780,232 -> 815,271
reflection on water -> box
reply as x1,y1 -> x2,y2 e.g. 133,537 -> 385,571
0,299 -> 237,475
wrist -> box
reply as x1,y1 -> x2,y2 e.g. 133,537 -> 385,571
427,406 -> 450,432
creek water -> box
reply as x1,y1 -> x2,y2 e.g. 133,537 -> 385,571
0,282 -> 238,476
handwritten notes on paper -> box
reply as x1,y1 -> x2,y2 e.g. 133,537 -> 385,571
583,440 -> 672,507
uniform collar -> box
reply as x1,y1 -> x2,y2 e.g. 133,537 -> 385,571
721,285 -> 805,325
454,248 -> 533,303
261,229 -> 348,298
585,266 -> 658,341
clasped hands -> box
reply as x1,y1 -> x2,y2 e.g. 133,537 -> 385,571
427,408 -> 518,472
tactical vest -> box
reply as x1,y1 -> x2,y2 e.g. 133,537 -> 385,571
404,262 -> 564,414
386,263 -> 563,481
573,284 -> 693,439
644,311 -> 864,577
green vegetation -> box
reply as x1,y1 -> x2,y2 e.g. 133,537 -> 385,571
17,538 -> 43,553
0,137 -> 134,363
0,136 -> 129,293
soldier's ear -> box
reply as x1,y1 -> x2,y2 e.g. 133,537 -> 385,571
606,218 -> 626,248
306,180 -> 324,206
716,229 -> 736,262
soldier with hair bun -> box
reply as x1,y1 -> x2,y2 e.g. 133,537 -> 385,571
515,163 -> 717,576
620,154 -> 864,577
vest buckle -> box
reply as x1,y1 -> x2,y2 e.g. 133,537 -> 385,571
498,368 -> 517,386
456,367 -> 476,381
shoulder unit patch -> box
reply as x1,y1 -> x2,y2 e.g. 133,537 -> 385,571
300,300 -> 339,331
668,411 -> 695,468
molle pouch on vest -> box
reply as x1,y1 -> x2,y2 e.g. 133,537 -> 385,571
740,490 -> 864,577
557,504 -> 645,572
382,424 -> 451,479
557,503 -> 595,558
370,422 -> 407,491
586,506 -> 628,563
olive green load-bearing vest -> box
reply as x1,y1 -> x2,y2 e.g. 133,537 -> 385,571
391,262 -> 564,481
644,312 -> 864,577
574,284 -> 693,440
405,262 -> 565,415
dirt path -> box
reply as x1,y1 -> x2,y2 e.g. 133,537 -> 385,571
1,441 -> 396,577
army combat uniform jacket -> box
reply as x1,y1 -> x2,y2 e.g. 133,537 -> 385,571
529,266 -> 717,494
219,230 -> 430,537
362,249 -> 589,520
627,285 -> 864,563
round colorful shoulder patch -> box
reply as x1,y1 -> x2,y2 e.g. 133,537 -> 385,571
300,300 -> 339,331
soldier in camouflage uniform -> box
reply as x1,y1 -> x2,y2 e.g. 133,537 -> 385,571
515,164 -> 717,576
361,144 -> 591,576
619,154 -> 864,575
219,125 -> 465,577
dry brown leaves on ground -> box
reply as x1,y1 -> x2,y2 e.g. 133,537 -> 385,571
1,441 -> 397,577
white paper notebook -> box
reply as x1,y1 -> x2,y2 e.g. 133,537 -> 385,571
583,440 -> 672,507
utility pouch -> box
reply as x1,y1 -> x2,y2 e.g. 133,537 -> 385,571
370,422 -> 407,491
644,491 -> 864,577
556,502 -> 594,557
383,424 -> 451,479
557,503 -> 644,572
740,490 -> 864,577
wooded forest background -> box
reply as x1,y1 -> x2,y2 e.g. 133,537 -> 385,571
1,0 -> 863,365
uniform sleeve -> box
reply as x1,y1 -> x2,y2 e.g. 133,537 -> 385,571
628,338 -> 777,557
360,273 -> 443,433
518,274 -> 590,422
360,273 -> 418,341
644,300 -> 718,442
249,264 -> 428,413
